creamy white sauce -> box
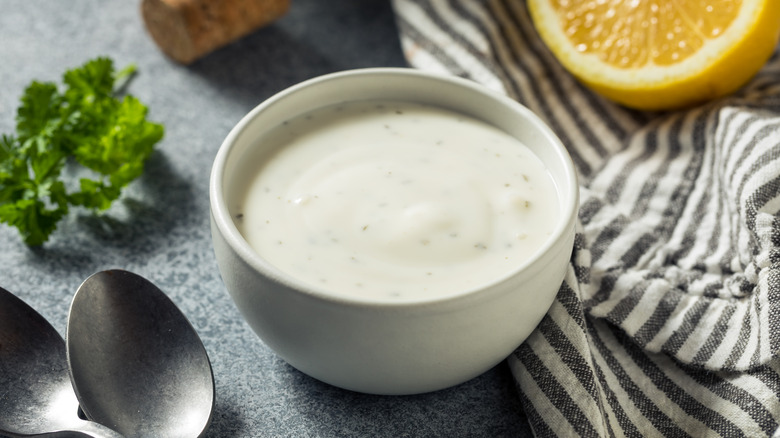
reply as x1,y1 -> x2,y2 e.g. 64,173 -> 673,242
233,101 -> 559,300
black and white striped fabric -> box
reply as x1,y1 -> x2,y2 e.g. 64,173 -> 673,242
390,1 -> 780,436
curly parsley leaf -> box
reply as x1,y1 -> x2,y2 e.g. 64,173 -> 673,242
0,57 -> 164,246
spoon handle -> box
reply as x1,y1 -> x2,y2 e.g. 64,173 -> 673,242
49,421 -> 126,438
0,421 -> 124,438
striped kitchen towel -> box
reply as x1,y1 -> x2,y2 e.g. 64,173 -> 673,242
390,1 -> 780,436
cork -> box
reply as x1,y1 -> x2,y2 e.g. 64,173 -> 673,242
141,0 -> 290,64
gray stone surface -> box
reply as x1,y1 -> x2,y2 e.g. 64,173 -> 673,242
0,0 -> 532,436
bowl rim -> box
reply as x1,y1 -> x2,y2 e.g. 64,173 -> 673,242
209,67 -> 579,308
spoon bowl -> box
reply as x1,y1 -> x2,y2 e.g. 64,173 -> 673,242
0,286 -> 123,438
66,270 -> 215,438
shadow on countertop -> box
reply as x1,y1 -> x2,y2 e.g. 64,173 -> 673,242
185,0 -> 408,107
18,149 -> 198,275
77,151 -> 198,247
205,359 -> 532,438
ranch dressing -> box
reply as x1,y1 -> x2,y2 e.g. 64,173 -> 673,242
233,101 -> 559,301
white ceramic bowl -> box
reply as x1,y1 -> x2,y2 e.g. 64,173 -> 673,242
210,68 -> 578,395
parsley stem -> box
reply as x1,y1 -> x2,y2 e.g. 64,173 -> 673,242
113,64 -> 138,95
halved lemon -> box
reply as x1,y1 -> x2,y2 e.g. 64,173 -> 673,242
527,0 -> 780,110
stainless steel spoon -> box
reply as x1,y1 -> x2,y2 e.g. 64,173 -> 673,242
66,270 -> 215,438
0,286 -> 124,438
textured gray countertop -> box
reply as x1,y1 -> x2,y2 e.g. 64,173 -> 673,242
0,1 -> 532,436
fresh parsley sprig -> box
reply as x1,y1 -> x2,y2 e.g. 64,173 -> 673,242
0,57 -> 164,246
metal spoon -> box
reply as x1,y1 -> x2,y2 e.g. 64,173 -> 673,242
0,286 -> 124,438
66,270 -> 215,438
